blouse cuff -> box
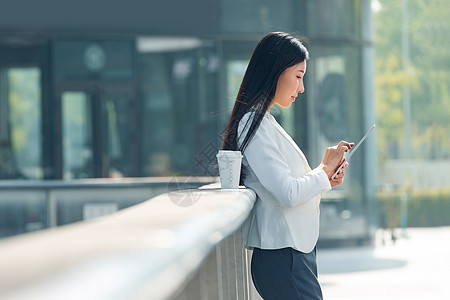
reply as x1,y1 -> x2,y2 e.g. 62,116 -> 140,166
310,167 -> 332,191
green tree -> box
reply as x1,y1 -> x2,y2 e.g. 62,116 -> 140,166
375,0 -> 450,161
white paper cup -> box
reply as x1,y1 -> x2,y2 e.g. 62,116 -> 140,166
216,150 -> 243,189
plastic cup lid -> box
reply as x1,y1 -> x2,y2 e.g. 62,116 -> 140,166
216,150 -> 242,158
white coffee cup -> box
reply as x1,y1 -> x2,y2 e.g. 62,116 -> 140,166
216,150 -> 243,189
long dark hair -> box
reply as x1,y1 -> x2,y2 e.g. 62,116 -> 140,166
222,32 -> 309,184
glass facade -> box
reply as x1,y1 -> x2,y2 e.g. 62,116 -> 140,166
138,38 -> 219,176
1,68 -> 43,179
307,0 -> 363,40
62,91 -> 94,179
0,0 -> 375,244
0,42 -> 48,180
53,40 -> 139,179
221,0 -> 300,33
310,44 -> 369,240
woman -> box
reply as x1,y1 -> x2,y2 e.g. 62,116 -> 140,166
222,32 -> 353,299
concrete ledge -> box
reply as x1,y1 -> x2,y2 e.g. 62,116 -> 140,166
0,187 -> 256,300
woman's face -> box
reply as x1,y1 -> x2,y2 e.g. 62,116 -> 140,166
272,61 -> 306,109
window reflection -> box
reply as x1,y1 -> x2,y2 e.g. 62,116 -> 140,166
221,0 -> 297,33
100,89 -> 134,178
307,0 -> 361,39
139,37 -> 218,176
62,92 -> 94,179
316,55 -> 348,143
0,68 -> 42,179
226,60 -> 248,112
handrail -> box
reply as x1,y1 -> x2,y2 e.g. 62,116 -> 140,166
0,186 -> 256,300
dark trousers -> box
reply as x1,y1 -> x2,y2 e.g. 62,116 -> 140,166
251,247 -> 323,300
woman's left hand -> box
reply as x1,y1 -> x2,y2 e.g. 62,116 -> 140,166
330,159 -> 349,188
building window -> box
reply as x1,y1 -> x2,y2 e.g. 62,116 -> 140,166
0,67 -> 42,179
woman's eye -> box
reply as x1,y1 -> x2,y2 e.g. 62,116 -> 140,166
296,76 -> 302,79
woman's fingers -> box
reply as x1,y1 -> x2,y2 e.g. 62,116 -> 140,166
321,141 -> 353,180
341,161 -> 349,169
338,146 -> 349,156
330,161 -> 349,187
331,173 -> 345,186
337,141 -> 354,155
337,140 -> 354,149
337,162 -> 349,176
330,175 -> 344,187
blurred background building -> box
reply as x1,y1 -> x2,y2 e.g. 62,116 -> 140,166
0,0 -> 377,245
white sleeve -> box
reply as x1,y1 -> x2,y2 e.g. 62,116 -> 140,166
239,116 -> 331,208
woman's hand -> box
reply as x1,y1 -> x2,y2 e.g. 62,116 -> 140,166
319,141 -> 354,181
329,159 -> 349,187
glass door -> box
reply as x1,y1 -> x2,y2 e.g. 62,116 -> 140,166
59,84 -> 137,179
61,91 -> 94,179
99,87 -> 137,178
0,67 -> 43,179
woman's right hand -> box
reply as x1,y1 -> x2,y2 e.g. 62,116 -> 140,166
319,141 -> 354,179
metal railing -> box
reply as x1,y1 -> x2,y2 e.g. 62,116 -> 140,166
0,184 -> 259,300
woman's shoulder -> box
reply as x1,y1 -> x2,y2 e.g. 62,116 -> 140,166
240,111 -> 255,123
240,110 -> 271,126
238,110 -> 273,140
238,112 -> 253,138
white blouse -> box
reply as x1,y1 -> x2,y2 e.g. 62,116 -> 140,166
238,111 -> 331,253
